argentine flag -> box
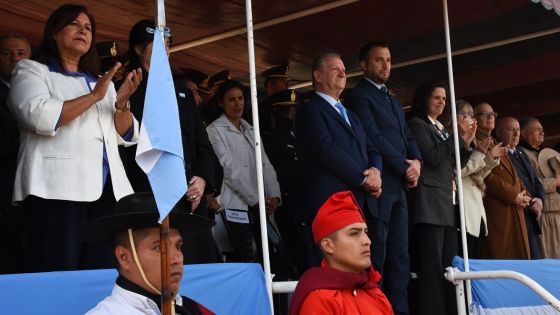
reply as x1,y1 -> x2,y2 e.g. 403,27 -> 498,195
136,28 -> 187,222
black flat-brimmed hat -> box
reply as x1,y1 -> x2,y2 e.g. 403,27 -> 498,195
81,193 -> 214,246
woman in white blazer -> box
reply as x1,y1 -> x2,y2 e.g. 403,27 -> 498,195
456,100 -> 506,257
206,79 -> 281,262
8,4 -> 142,272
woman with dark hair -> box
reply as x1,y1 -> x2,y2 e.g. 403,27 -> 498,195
407,80 -> 474,315
120,19 -> 222,263
206,79 -> 281,262
8,4 -> 142,272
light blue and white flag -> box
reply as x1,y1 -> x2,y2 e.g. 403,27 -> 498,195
136,28 -> 187,223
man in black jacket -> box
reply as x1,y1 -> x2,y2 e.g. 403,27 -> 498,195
0,33 -> 30,274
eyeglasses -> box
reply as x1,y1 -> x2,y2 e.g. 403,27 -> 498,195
475,111 -> 498,118
457,111 -> 474,118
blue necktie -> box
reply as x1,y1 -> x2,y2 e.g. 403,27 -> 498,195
334,102 -> 351,126
380,85 -> 391,101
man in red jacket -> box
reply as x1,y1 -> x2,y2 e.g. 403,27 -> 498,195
289,191 -> 393,315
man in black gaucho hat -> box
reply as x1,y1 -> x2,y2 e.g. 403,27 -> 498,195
82,193 -> 216,315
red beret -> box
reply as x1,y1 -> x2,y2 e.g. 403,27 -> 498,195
312,191 -> 366,242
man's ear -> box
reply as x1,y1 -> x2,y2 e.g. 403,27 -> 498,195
520,128 -> 528,140
115,245 -> 132,271
313,70 -> 321,85
320,237 -> 335,255
359,59 -> 368,72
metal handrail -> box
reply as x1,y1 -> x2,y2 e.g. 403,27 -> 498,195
445,267 -> 560,315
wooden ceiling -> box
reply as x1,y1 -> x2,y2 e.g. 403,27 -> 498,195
1,0 -> 559,144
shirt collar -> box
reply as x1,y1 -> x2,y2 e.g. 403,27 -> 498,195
363,76 -> 385,91
46,59 -> 97,82
427,115 -> 444,131
115,275 -> 183,310
315,91 -> 340,107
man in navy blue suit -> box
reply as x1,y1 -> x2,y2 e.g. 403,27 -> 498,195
345,42 -> 422,315
295,52 -> 382,268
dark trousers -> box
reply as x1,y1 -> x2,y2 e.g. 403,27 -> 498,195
371,189 -> 410,315
525,209 -> 540,259
0,188 -> 24,274
22,179 -> 116,272
415,223 -> 458,315
458,221 -> 484,259
182,201 -> 222,264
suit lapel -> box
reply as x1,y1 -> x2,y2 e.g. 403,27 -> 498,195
361,79 -> 399,125
315,94 -> 355,134
501,154 -> 519,182
360,79 -> 408,142
427,122 -> 445,143
314,94 -> 367,163
347,113 -> 369,163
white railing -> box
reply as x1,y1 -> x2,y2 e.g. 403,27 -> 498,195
445,267 -> 560,315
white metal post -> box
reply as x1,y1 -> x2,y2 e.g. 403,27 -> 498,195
441,0 -> 472,312
243,0 -> 274,313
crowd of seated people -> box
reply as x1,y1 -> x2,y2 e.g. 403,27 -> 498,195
2,4 -> 560,315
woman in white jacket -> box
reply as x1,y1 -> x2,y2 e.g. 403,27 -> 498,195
8,4 -> 141,272
457,100 -> 507,257
206,79 -> 281,262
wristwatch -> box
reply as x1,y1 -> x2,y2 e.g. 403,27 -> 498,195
115,100 -> 130,114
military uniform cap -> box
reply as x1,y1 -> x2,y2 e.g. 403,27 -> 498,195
261,65 -> 289,85
178,68 -> 207,86
200,70 -> 230,94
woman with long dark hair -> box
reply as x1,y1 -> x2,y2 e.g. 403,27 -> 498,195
120,19 -> 221,263
407,80 -> 474,315
206,79 -> 281,262
8,4 -> 142,272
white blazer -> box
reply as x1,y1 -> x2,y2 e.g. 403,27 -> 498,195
8,59 -> 138,202
206,114 -> 281,211
461,150 -> 500,237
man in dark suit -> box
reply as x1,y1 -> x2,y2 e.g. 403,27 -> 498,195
0,33 -> 30,274
497,117 -> 544,259
345,41 -> 421,315
295,52 -> 382,267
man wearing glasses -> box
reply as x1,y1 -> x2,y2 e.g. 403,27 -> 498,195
474,102 -> 498,140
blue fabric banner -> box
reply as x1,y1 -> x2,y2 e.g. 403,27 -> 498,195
0,263 -> 271,315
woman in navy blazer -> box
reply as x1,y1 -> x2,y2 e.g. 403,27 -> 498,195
407,80 -> 473,315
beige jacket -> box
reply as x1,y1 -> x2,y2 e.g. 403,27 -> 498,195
461,150 -> 500,237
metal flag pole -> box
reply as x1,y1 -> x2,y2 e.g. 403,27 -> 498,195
442,0 -> 473,312
244,0 -> 274,313
155,1 -> 173,314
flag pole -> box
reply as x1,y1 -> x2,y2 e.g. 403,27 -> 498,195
244,0 -> 274,312
442,0 -> 472,312
155,1 -> 173,315
160,216 -> 173,315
